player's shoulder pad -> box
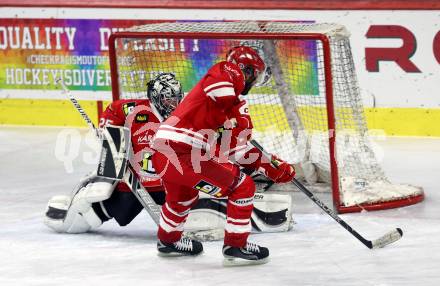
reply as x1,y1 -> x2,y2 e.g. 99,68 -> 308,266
206,61 -> 242,82
222,61 -> 242,78
204,61 -> 245,95
223,62 -> 245,94
222,62 -> 244,82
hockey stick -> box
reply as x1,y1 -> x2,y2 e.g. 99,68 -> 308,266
57,78 -> 161,225
56,78 -> 101,139
122,165 -> 161,225
249,139 -> 403,249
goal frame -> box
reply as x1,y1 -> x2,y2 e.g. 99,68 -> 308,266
108,30 -> 424,214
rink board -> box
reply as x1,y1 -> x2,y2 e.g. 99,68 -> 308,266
1,97 -> 440,137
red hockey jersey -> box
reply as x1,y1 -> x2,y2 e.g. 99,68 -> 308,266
154,61 -> 251,156
100,99 -> 163,189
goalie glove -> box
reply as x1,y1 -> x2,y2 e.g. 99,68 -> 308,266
258,155 -> 295,183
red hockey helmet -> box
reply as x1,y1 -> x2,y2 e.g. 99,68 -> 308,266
226,46 -> 266,95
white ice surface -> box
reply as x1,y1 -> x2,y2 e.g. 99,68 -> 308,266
1,126 -> 439,286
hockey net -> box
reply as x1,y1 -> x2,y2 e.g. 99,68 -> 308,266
108,21 -> 424,213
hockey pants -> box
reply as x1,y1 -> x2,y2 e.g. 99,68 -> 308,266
152,151 -> 256,247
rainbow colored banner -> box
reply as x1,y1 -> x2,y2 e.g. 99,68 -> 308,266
0,18 -> 319,96
0,19 -> 167,93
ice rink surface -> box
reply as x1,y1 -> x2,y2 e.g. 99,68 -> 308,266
1,126 -> 439,286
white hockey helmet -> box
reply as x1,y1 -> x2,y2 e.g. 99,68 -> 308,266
147,73 -> 183,118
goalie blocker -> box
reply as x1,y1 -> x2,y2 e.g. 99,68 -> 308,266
44,125 -> 293,238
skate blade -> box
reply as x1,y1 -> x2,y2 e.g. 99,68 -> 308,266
157,251 -> 204,257
157,252 -> 187,257
222,256 -> 269,267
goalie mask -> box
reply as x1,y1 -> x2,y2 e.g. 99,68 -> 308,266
147,73 -> 183,119
226,46 -> 266,95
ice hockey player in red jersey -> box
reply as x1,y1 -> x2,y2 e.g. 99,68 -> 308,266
152,46 -> 295,265
44,73 -> 183,233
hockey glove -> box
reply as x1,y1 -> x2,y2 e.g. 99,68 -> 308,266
259,155 -> 295,183
218,100 -> 253,154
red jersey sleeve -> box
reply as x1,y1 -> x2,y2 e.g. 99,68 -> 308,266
202,62 -> 245,110
99,101 -> 126,128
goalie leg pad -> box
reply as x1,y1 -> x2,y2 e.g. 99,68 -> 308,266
184,192 -> 227,241
252,193 -> 293,232
44,179 -> 116,233
44,195 -> 72,232
44,194 -> 103,234
184,192 -> 294,241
